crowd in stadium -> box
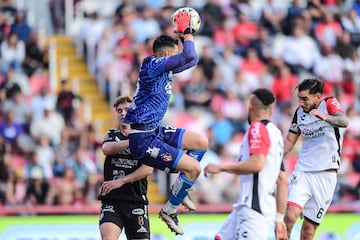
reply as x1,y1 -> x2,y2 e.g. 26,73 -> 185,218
0,0 -> 360,211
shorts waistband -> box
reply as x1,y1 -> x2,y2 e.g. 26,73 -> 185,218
130,124 -> 155,130
130,124 -> 156,133
325,168 -> 337,173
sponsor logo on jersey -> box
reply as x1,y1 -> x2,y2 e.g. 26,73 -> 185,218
132,208 -> 145,215
102,205 -> 115,213
111,158 -> 139,168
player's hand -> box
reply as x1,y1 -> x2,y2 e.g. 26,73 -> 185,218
102,179 -> 125,193
309,109 -> 328,121
275,221 -> 288,240
174,9 -> 192,35
204,163 -> 221,177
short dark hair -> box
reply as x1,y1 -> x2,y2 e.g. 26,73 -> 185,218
252,88 -> 275,106
113,95 -> 133,108
152,35 -> 178,54
297,78 -> 324,94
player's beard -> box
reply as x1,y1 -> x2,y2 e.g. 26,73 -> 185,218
303,103 -> 317,113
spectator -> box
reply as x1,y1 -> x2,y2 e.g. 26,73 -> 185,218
30,86 -> 56,121
249,26 -> 273,63
0,10 -> 10,44
334,31 -> 357,59
25,166 -> 49,205
0,32 -> 25,74
22,31 -> 47,77
47,167 -> 82,205
181,66 -> 212,109
0,108 -> 23,150
313,48 -> 345,95
10,10 -> 31,43
271,64 -> 298,108
55,79 -> 82,125
232,10 -> 259,56
313,8 -> 342,52
0,68 -> 21,99
30,100 -> 65,146
260,0 -> 286,36
5,168 -> 27,206
282,23 -> 321,74
35,135 -> 55,180
200,0 -> 226,38
239,47 -> 266,91
282,0 -> 307,35
3,89 -> 31,132
340,8 -> 360,47
197,45 -> 220,90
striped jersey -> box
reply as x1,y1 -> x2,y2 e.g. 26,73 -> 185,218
289,97 -> 346,172
124,40 -> 197,128
236,120 -> 284,220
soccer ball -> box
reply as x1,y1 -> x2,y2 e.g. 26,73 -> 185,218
171,7 -> 201,34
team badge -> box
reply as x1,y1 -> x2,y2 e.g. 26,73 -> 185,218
161,153 -> 173,162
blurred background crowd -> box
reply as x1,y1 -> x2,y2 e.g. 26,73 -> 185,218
0,0 -> 360,211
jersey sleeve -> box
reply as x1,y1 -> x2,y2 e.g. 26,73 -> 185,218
102,129 -> 116,144
165,40 -> 197,73
248,122 -> 270,155
289,108 -> 301,135
326,97 -> 344,115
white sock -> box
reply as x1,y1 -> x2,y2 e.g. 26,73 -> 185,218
162,201 -> 177,214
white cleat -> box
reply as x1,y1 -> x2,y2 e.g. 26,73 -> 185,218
182,195 -> 196,212
159,209 -> 184,235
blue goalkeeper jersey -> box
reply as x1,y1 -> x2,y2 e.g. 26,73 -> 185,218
124,40 -> 198,128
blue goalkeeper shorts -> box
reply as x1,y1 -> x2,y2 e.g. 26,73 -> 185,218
128,125 -> 185,172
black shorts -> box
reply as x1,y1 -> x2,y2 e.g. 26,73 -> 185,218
99,200 -> 150,239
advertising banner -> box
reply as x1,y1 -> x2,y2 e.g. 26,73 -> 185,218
0,213 -> 359,240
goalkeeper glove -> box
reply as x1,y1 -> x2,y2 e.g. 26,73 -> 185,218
174,9 -> 193,35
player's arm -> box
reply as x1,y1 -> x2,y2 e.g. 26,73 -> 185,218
102,140 -> 129,155
204,153 -> 266,176
204,122 -> 269,176
309,110 -> 348,128
165,35 -> 197,73
102,129 -> 128,155
283,132 -> 299,156
284,110 -> 300,156
309,97 -> 348,128
275,169 -> 289,240
102,164 -> 153,194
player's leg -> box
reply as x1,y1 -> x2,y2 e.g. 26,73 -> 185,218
284,204 -> 302,238
235,206 -> 272,240
300,219 -> 318,240
100,223 -> 121,240
159,153 -> 201,235
99,203 -> 123,240
215,209 -> 237,240
181,129 -> 209,150
123,202 -> 150,240
300,171 -> 337,240
285,171 -> 311,238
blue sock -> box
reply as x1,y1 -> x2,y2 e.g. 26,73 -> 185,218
169,173 -> 194,205
186,149 -> 206,162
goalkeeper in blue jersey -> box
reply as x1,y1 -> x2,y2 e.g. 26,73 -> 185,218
124,10 -> 208,235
